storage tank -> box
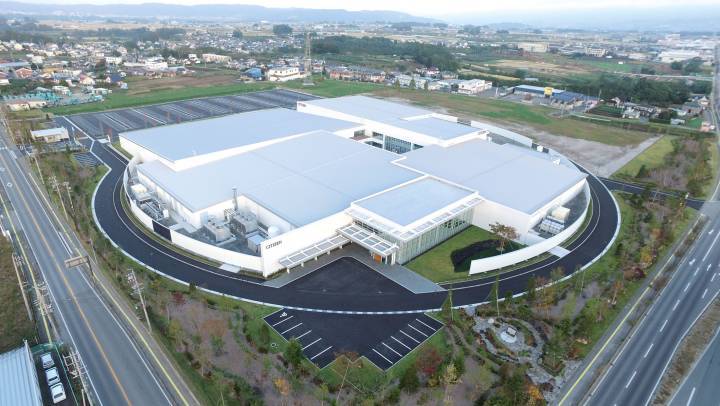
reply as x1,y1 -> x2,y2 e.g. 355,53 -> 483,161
267,225 -> 280,238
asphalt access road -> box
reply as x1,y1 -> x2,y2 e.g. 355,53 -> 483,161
601,177 -> 705,210
87,135 -> 620,313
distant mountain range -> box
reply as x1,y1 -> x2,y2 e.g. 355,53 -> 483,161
0,1 -> 436,23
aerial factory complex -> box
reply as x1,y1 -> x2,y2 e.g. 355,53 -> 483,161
120,95 -> 589,277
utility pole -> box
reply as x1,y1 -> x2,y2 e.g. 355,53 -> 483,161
127,269 -> 151,331
62,181 -> 74,213
64,349 -> 92,406
32,154 -> 44,185
12,254 -> 33,322
49,175 -> 69,220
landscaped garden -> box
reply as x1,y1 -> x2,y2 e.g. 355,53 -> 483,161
406,226 -> 523,283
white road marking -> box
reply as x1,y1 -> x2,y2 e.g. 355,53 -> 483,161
383,342 -> 403,357
660,319 -> 668,332
408,324 -> 428,338
687,387 -> 696,406
673,300 -> 681,311
281,323 -> 302,335
702,289 -> 708,299
694,267 -> 700,277
392,336 -> 412,350
372,348 -> 393,364
272,315 -> 294,327
710,229 -> 715,235
713,273 -> 718,283
689,258 -> 696,266
702,231 -> 720,262
400,330 -> 420,343
684,282 -> 691,292
302,338 -> 321,350
708,264 -> 713,272
295,330 -> 311,340
625,370 -> 637,389
310,346 -> 332,360
416,318 -> 435,331
643,343 -> 654,358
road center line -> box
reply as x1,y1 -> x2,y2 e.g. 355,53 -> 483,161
693,268 -> 699,277
684,282 -> 691,292
660,319 -> 668,332
712,273 -> 717,283
643,343 -> 654,358
625,370 -> 637,389
673,299 -> 680,311
702,289 -> 708,299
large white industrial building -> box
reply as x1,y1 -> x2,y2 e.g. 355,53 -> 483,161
119,95 -> 588,277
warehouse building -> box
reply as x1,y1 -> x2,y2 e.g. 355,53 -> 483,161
120,96 -> 587,277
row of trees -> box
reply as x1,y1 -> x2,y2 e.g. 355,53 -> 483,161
565,73 -> 704,106
312,35 -> 459,71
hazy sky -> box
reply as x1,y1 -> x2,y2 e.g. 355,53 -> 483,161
31,0 -> 720,18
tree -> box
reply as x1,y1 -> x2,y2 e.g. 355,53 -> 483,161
489,222 -> 519,253
284,338 -> 303,368
416,347 -> 442,377
409,78 -> 416,89
490,276 -> 500,317
526,276 -> 537,304
393,78 -> 400,88
399,364 -> 419,393
441,290 -> 453,324
232,30 -> 243,39
273,24 -> 293,37
670,61 -> 683,71
259,323 -> 270,351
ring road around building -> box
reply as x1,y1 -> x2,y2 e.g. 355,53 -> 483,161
89,94 -> 619,313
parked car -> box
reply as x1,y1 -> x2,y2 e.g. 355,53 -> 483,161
40,352 -> 54,369
45,367 -> 61,387
50,383 -> 66,404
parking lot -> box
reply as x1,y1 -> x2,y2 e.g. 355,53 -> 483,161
57,88 -> 318,140
264,309 -> 443,369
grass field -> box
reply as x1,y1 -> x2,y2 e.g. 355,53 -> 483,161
371,88 -> 650,146
0,239 -> 36,353
406,226 -> 496,282
614,136 -> 675,178
284,77 -> 386,97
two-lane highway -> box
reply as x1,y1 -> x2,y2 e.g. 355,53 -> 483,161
0,121 -> 194,405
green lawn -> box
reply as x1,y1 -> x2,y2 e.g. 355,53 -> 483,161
406,226 -> 496,282
614,136 -> 676,178
47,81 -> 277,115
371,88 -> 650,147
0,239 -> 36,353
686,117 -> 703,129
284,77 -> 385,97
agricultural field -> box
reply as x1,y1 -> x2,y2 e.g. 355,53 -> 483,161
0,239 -> 36,353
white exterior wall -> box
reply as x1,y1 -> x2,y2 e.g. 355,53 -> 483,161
526,178 -> 587,231
469,182 -> 591,274
169,230 -> 263,272
260,211 -> 352,276
472,200 -> 533,235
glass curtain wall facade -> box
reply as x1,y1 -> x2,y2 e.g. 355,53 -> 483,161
356,208 -> 472,264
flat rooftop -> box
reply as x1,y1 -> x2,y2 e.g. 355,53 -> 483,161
137,131 -> 420,226
300,95 -> 478,141
121,108 -> 358,163
354,177 -> 475,227
398,139 -> 587,214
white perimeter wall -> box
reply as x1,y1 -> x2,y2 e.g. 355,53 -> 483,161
469,181 -> 591,274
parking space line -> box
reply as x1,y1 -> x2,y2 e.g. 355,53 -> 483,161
302,338 -> 321,350
296,330 -> 312,340
382,342 -> 402,357
401,330 -> 420,343
281,323 -> 302,335
416,318 -> 436,331
372,348 -> 393,364
391,336 -> 412,350
408,324 -> 428,337
272,315 -> 294,327
311,346 -> 333,360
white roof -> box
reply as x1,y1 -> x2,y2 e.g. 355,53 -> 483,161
0,344 -> 43,406
30,127 -> 68,138
300,95 -> 478,141
121,108 -> 358,163
138,131 -> 420,226
399,139 -> 587,214
355,177 -> 475,227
